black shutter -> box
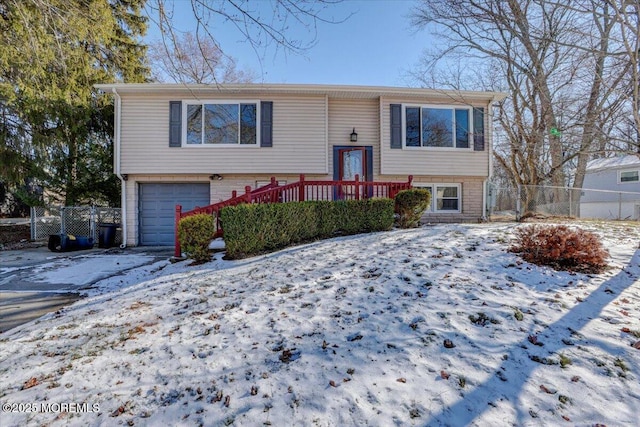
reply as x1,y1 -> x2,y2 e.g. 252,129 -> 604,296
473,107 -> 485,151
169,101 -> 182,147
260,101 -> 273,147
390,104 -> 402,149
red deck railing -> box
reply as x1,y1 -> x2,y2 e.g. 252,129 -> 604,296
174,174 -> 413,257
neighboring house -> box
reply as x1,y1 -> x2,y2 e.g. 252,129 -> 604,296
95,83 -> 506,246
580,154 -> 640,220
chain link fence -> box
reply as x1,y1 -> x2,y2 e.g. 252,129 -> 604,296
488,184 -> 640,221
30,206 -> 122,246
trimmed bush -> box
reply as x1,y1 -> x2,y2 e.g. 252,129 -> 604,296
178,213 -> 216,263
509,224 -> 609,274
395,189 -> 431,228
221,198 -> 394,259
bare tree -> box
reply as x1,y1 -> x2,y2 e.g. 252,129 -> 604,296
606,0 -> 640,151
411,0 -> 632,197
148,32 -> 255,83
145,0 -> 349,84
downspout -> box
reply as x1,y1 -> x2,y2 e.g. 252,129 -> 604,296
483,98 -> 496,221
112,88 -> 127,248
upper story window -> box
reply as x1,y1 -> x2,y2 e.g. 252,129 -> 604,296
404,106 -> 471,149
619,169 -> 639,183
185,101 -> 258,145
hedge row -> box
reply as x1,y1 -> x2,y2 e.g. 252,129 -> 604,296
220,199 -> 394,259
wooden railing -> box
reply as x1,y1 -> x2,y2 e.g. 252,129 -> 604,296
174,174 -> 413,257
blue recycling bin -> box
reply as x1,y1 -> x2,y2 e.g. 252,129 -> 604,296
75,236 -> 95,249
98,223 -> 118,248
48,234 -> 93,252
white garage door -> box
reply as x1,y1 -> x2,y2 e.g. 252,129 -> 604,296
138,183 -> 210,246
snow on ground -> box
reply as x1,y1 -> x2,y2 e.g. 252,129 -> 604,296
30,254 -> 157,287
1,222 -> 639,426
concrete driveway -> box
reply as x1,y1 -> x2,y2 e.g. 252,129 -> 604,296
0,246 -> 172,333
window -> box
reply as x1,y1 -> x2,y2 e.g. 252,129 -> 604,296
619,170 -> 639,183
411,183 -> 461,213
404,106 -> 471,148
436,185 -> 460,211
185,101 -> 258,145
419,186 -> 433,212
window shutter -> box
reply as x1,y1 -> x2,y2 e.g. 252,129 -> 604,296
473,107 -> 485,151
260,101 -> 273,147
169,101 -> 182,147
390,104 -> 402,149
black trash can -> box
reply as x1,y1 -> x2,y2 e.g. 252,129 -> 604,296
98,223 -> 118,248
48,234 -> 62,252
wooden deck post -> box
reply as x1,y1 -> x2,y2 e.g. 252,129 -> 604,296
355,174 -> 360,200
174,204 -> 182,258
245,186 -> 252,202
299,174 -> 305,201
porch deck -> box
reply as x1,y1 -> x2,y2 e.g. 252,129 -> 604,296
174,174 -> 413,257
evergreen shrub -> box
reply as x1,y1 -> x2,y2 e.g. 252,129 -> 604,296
395,189 -> 431,228
178,213 -> 216,263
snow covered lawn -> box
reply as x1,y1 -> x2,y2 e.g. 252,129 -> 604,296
1,222 -> 639,426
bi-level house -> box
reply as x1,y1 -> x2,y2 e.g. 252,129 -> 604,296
95,83 -> 506,246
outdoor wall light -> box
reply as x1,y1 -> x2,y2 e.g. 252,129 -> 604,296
210,174 -> 223,181
350,127 -> 358,142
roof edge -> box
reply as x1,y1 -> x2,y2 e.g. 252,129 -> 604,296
94,83 -> 508,101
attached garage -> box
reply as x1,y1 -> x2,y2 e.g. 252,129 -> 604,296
138,183 -> 210,246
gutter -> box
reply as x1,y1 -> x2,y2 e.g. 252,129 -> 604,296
93,83 -> 509,103
482,98 -> 497,221
112,88 -> 127,249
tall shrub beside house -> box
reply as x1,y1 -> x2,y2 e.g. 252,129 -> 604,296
178,213 -> 216,263
395,189 -> 431,228
221,199 -> 394,259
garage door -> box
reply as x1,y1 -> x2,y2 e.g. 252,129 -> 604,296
139,183 -> 210,246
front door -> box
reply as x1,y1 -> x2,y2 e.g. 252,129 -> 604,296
338,147 -> 367,181
334,146 -> 372,200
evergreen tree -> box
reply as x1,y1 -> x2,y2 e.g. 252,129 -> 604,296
0,0 -> 149,207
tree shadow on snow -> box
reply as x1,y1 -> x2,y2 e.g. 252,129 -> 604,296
426,250 -> 640,426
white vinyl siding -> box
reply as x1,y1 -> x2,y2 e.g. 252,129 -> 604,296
119,93 -> 327,174
328,98 -> 380,177
380,97 -> 490,177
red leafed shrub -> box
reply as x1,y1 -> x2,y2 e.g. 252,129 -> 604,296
509,224 -> 609,274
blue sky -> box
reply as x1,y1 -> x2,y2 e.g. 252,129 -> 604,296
145,0 -> 428,86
